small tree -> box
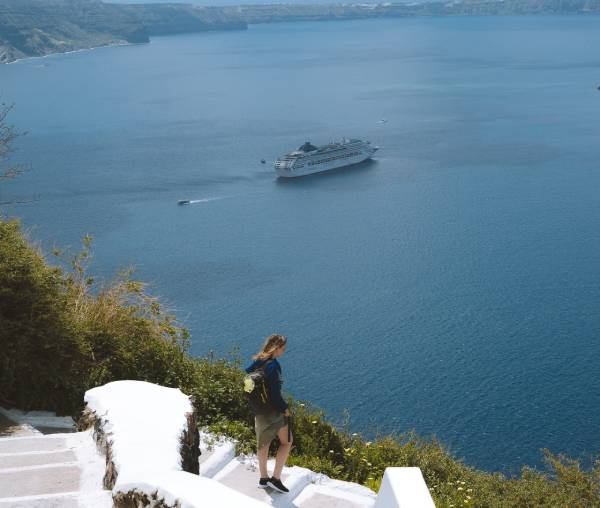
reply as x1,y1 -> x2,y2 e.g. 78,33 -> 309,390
0,102 -> 28,205
0,103 -> 24,180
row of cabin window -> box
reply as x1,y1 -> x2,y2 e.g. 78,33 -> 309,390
308,151 -> 360,166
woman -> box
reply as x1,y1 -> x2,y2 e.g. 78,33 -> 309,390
245,334 -> 293,493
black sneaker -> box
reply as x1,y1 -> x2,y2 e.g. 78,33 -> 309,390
267,476 -> 289,493
258,477 -> 270,489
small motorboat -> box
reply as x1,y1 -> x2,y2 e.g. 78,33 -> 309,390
178,200 -> 191,205
260,159 -> 266,164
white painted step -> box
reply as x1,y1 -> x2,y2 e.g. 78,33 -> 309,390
292,484 -> 375,508
0,465 -> 80,497
114,470 -> 270,508
0,436 -> 67,454
0,492 -> 80,507
0,450 -> 77,469
317,478 -> 376,500
199,432 -> 236,478
213,457 -> 312,507
0,435 -> 77,500
0,430 -> 111,508
0,408 -> 75,433
0,414 -> 39,439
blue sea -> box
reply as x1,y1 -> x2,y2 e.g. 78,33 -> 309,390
2,16 -> 600,474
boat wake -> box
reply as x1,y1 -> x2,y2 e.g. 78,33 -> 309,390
178,196 -> 228,206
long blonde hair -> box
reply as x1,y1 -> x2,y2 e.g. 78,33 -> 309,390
253,334 -> 287,361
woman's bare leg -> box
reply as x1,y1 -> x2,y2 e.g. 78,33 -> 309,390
272,425 -> 293,479
257,444 -> 269,478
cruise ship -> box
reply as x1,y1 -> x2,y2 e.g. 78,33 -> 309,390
274,138 -> 378,177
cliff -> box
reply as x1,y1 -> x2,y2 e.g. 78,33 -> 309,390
230,0 -> 600,24
0,0 -> 246,64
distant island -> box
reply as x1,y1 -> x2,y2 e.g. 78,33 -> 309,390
229,0 -> 600,25
2,0 -> 600,63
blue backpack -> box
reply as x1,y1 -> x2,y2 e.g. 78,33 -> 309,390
243,360 -> 273,414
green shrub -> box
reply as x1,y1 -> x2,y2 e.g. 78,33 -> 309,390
287,454 -> 344,478
289,402 -> 345,460
186,355 -> 253,426
206,418 -> 256,455
1,218 -> 201,415
0,219 -> 88,413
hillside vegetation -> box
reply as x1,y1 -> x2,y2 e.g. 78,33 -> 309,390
1,217 -> 599,507
0,0 -> 246,64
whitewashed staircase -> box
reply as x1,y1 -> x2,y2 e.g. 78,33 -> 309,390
0,415 -> 111,508
0,406 -> 433,508
200,433 -> 378,508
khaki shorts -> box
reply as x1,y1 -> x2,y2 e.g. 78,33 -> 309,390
255,411 -> 285,449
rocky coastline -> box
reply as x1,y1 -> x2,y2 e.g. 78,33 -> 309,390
0,0 -> 247,64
